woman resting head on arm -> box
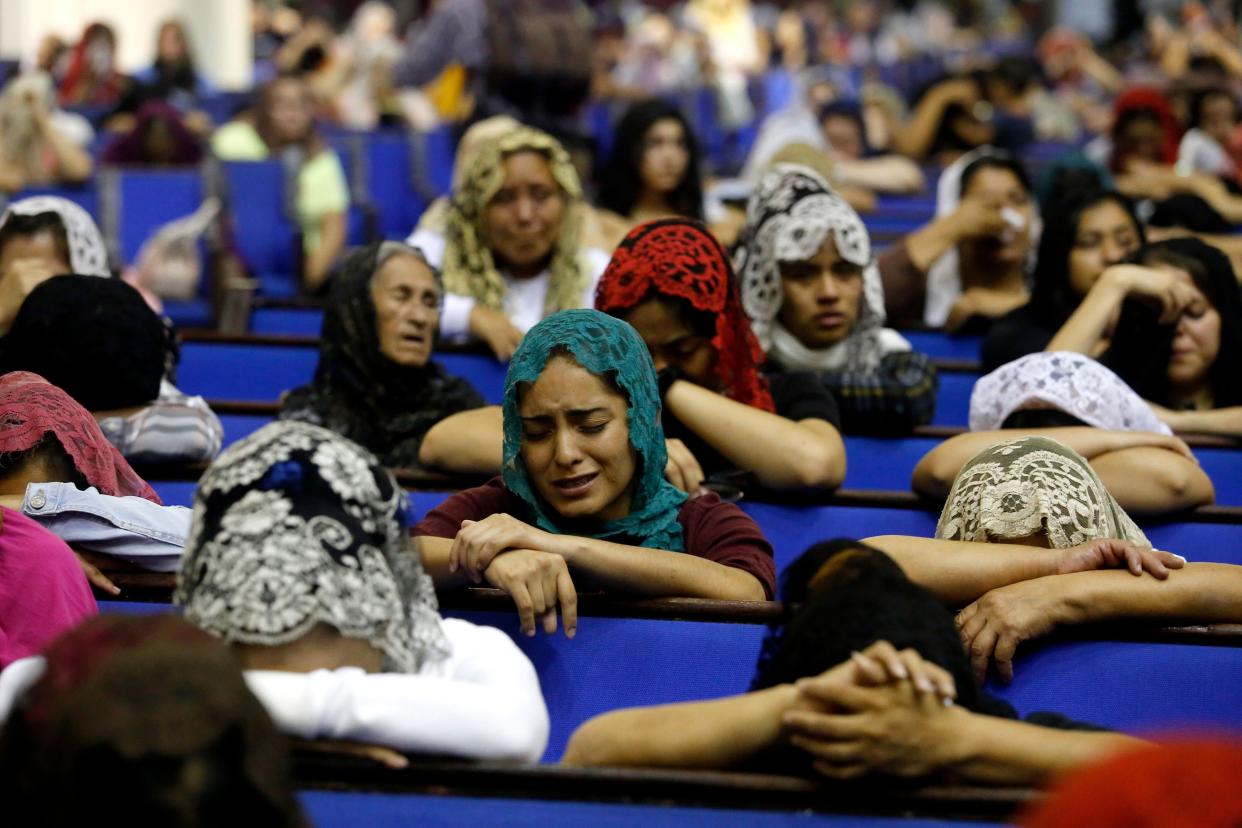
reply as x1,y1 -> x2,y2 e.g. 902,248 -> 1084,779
736,164 -> 937,434
914,351 -> 1214,515
564,539 -> 1140,784
279,241 -> 484,470
597,218 -> 845,492
175,421 -> 549,762
0,615 -> 307,828
414,310 -> 776,636
595,99 -> 704,230
1103,238 -> 1242,436
441,126 -> 602,360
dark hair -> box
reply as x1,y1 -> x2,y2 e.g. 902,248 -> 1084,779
818,100 -> 870,157
596,99 -> 704,221
0,213 -> 72,267
0,432 -> 88,489
0,616 -> 307,828
1001,409 -> 1089,429
1105,238 -> 1242,408
0,275 -> 171,411
959,151 -> 1031,199
1028,189 -> 1145,322
910,74 -> 989,158
751,540 -> 1010,720
1149,193 -> 1231,234
988,56 -> 1043,96
1189,87 -> 1238,131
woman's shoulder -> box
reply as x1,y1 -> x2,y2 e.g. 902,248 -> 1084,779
413,478 -> 516,536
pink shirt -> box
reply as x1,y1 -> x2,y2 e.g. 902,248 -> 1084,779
0,508 -> 97,668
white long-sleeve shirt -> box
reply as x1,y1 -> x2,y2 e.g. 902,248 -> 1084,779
0,618 -> 549,763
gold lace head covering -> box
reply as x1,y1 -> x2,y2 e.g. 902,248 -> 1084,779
442,125 -> 586,315
935,436 -> 1150,549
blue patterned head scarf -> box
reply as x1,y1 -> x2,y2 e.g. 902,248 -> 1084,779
502,309 -> 688,550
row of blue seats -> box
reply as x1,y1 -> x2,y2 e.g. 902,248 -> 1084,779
141,478 -> 1242,571
199,412 -> 1242,507
100,596 -> 1242,765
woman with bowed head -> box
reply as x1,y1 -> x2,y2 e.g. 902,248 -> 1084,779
415,310 -> 776,637
174,421 -> 549,761
595,218 -> 845,492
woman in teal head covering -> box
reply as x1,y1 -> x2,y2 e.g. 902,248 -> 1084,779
414,310 -> 775,636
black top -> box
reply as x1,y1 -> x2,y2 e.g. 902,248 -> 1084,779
661,370 -> 842,484
981,303 -> 1059,373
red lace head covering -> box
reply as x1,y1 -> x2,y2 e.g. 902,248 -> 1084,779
596,219 -> 775,412
1111,86 -> 1182,171
0,372 -> 160,503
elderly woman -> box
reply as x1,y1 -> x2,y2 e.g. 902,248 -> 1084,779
415,310 -> 777,636
212,74 -> 349,292
174,421 -> 549,761
279,242 -> 485,469
736,164 -> 938,434
427,125 -> 611,361
913,352 -> 1215,515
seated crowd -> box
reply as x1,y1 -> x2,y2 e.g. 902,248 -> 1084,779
1,3 -> 1241,825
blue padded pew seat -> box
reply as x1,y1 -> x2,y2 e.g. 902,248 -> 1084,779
900,332 -> 983,362
299,791 -> 997,828
739,502 -> 938,572
449,609 -> 761,763
987,637 -> 1242,736
844,435 -> 1242,507
220,413 -> 276,447
931,371 -> 975,427
177,342 -> 509,405
249,307 -> 326,335
177,342 -> 316,401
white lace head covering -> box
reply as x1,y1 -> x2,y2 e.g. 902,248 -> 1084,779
935,435 -> 1150,549
0,196 -> 110,277
175,421 -> 449,674
970,352 -> 1173,435
735,163 -> 909,372
924,147 -> 1038,327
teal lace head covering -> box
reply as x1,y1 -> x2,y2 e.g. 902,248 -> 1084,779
502,309 -> 688,550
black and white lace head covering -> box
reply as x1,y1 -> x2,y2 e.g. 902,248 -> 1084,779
935,435 -> 1150,549
0,195 -> 110,277
735,163 -> 909,372
970,352 -> 1173,435
175,421 -> 449,673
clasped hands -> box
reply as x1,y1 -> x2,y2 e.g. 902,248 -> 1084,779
448,513 -> 578,638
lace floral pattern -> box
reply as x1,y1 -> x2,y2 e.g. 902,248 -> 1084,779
175,421 -> 448,674
935,435 -> 1150,549
502,309 -> 688,551
0,371 -> 159,502
735,164 -> 906,372
0,195 -> 110,276
970,352 -> 1173,435
595,218 -> 775,411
